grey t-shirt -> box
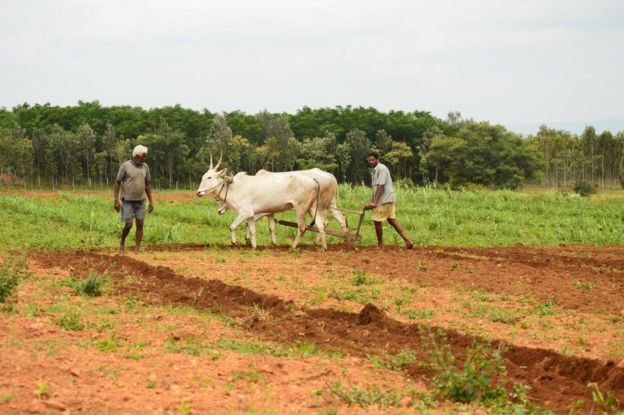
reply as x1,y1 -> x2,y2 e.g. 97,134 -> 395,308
116,160 -> 151,201
371,162 -> 396,205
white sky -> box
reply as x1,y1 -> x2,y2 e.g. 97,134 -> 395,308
1,0 -> 623,128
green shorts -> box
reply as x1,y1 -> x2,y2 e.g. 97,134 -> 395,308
121,200 -> 145,223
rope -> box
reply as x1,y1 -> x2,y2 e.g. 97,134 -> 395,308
215,181 -> 229,204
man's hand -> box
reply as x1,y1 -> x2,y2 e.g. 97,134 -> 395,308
364,202 -> 377,211
148,202 -> 154,213
114,199 -> 121,212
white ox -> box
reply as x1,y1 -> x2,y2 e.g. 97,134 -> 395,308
218,168 -> 348,245
196,159 -> 327,249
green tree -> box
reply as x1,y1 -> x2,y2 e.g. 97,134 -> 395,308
423,121 -> 543,189
77,123 -> 96,186
344,129 -> 371,184
384,141 -> 413,179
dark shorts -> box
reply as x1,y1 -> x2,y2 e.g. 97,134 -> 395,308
121,200 -> 145,223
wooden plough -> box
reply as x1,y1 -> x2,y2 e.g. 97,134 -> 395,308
276,208 -> 366,246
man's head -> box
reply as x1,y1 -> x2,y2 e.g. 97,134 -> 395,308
132,145 -> 148,164
367,152 -> 379,168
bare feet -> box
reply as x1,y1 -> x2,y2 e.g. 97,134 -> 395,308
405,241 -> 414,249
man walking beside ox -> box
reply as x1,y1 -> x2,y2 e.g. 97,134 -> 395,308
364,152 -> 413,250
114,144 -> 154,254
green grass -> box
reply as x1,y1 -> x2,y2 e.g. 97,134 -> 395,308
1,186 -> 623,251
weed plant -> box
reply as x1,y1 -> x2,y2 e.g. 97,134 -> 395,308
74,271 -> 108,297
0,257 -> 28,305
423,332 -> 552,414
56,307 -> 85,331
368,348 -> 416,370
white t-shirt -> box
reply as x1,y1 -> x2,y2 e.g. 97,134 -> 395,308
371,163 -> 396,205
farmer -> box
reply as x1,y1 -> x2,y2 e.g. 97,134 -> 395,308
363,152 -> 413,249
114,144 -> 154,254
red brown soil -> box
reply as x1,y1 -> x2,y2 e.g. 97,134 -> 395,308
22,243 -> 624,413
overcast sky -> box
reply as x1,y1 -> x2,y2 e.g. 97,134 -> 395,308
2,0 -> 623,131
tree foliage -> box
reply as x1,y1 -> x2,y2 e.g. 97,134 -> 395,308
0,102 -> 621,190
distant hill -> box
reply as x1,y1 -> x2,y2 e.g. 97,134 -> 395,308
507,117 -> 624,136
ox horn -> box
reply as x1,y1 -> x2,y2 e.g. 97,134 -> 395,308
209,153 -> 213,170
214,152 -> 223,171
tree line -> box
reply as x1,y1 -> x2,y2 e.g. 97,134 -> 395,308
0,101 -> 622,190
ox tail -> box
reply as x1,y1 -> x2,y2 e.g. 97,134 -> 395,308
309,178 -> 321,227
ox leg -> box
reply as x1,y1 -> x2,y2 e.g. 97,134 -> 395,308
313,212 -> 327,250
230,211 -> 253,247
291,207 -> 308,249
313,213 -> 329,245
268,215 -> 277,246
245,222 -> 251,246
246,218 -> 257,248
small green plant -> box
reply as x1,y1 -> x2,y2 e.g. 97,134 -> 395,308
325,382 -> 415,409
487,307 -> 524,324
573,181 -> 597,197
57,307 -> 85,331
416,261 -> 428,271
0,257 -> 27,304
587,382 -> 622,414
250,303 -> 270,321
227,369 -> 263,389
177,401 -> 193,415
406,308 -> 436,320
573,279 -> 596,291
146,379 -> 157,389
289,341 -> 318,357
423,332 -> 551,413
34,380 -> 50,399
74,270 -> 108,297
125,341 -> 147,360
24,302 -> 41,316
0,390 -> 14,404
535,300 -> 557,316
424,333 -> 507,403
351,269 -> 372,286
96,336 -> 119,352
369,348 -> 416,371
165,336 -> 207,357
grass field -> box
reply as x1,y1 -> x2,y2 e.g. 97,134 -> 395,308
0,185 -> 623,251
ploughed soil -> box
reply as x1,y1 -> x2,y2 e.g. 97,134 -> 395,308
2,243 -> 624,413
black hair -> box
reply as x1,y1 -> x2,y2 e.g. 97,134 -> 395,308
367,152 -> 379,159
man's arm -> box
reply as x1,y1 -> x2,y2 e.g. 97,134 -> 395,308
114,180 -> 121,212
145,178 -> 154,213
365,185 -> 384,210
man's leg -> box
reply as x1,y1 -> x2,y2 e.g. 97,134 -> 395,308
388,218 -> 413,249
120,222 -> 133,253
134,219 -> 144,253
374,221 -> 383,247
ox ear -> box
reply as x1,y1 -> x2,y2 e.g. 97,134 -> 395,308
220,169 -> 234,183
